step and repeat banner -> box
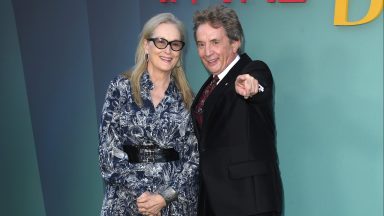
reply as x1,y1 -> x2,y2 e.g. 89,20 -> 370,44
1,0 -> 382,215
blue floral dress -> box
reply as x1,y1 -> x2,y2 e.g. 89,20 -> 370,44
99,73 -> 199,216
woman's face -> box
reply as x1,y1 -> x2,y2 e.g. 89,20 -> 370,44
145,23 -> 183,75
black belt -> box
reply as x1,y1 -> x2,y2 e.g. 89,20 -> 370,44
123,144 -> 179,163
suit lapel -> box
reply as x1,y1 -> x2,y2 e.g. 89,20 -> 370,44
192,54 -> 252,144
204,53 -> 252,113
218,53 -> 252,89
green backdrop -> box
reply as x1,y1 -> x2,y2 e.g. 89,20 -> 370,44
0,0 -> 382,216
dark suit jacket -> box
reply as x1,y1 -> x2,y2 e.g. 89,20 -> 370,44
192,53 -> 283,216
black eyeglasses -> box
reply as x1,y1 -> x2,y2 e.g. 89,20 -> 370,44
147,38 -> 185,51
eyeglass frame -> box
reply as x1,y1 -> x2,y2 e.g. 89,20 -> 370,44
147,37 -> 185,51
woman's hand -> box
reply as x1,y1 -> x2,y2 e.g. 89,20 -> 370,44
137,192 -> 166,216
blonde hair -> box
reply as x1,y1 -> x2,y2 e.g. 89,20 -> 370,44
124,13 -> 193,109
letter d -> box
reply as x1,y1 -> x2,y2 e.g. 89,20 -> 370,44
334,0 -> 383,26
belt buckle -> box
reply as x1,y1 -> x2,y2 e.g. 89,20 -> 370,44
142,148 -> 155,163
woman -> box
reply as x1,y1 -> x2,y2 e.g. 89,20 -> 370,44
99,13 -> 199,216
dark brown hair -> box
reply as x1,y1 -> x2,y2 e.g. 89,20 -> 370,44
193,4 -> 244,53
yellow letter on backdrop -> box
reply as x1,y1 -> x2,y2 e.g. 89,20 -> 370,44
334,0 -> 383,25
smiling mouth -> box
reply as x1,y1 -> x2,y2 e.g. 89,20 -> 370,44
206,58 -> 218,66
160,56 -> 173,63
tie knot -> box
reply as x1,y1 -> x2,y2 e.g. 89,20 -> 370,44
212,75 -> 219,84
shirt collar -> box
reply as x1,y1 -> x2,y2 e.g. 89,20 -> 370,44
216,55 -> 240,84
140,71 -> 177,96
141,71 -> 153,92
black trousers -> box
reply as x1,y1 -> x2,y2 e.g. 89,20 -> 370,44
199,184 -> 281,216
199,195 -> 280,216
250,212 -> 281,216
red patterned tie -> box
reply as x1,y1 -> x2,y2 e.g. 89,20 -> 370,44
194,76 -> 219,127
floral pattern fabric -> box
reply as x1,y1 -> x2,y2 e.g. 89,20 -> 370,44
99,72 -> 199,216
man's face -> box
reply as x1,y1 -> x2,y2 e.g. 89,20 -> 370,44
195,23 -> 240,76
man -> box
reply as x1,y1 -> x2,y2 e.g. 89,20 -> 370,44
191,5 -> 283,216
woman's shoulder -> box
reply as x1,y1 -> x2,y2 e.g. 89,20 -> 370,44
108,73 -> 131,89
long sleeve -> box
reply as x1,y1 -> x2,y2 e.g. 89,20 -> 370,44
167,114 -> 199,202
245,60 -> 274,104
98,78 -> 132,186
